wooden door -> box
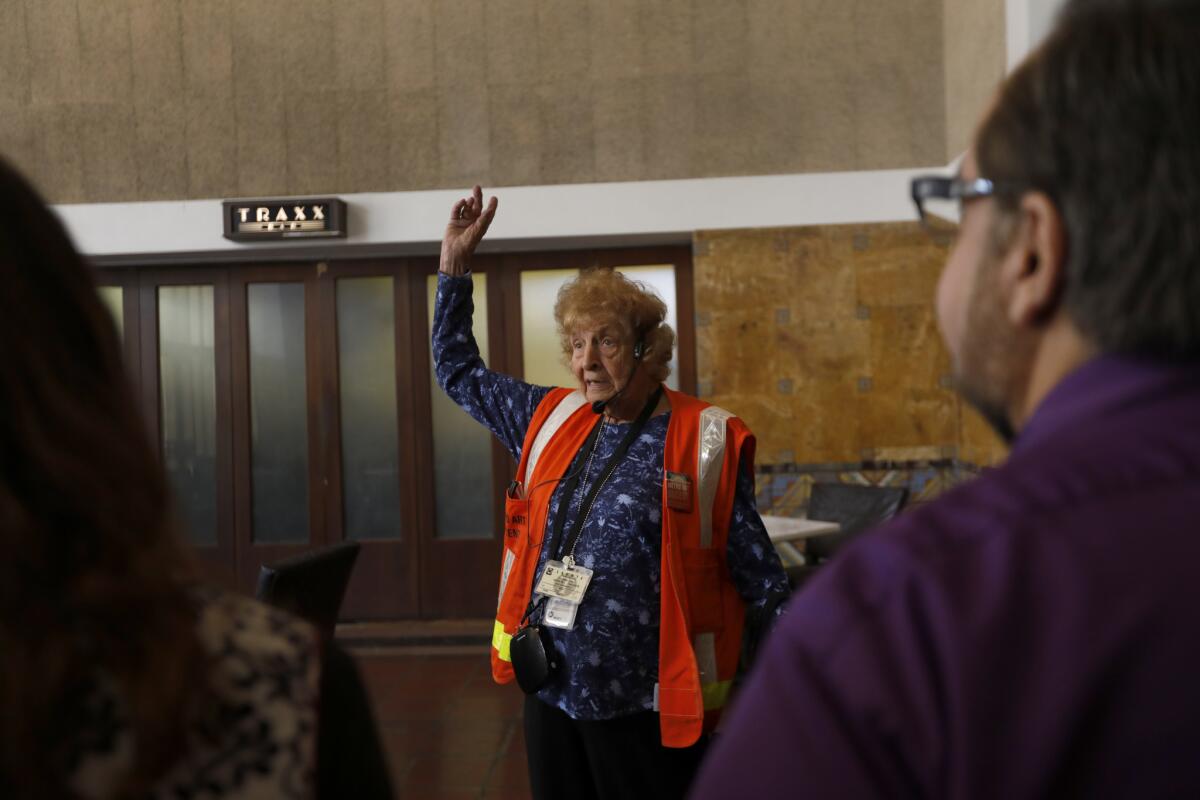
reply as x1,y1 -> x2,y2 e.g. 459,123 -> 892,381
134,268 -> 238,589
320,260 -> 421,619
227,265 -> 328,591
128,261 -> 424,618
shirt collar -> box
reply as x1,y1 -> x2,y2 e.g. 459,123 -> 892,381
1013,353 -> 1200,453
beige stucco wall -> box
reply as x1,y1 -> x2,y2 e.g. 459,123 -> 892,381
0,0 -> 947,204
943,0 -> 1007,159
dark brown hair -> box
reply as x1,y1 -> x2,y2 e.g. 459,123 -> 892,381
0,158 -> 207,798
976,0 -> 1200,356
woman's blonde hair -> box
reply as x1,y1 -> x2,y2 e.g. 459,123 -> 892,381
553,268 -> 675,384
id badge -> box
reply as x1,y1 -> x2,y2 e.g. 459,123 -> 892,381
534,560 -> 594,604
543,595 -> 580,630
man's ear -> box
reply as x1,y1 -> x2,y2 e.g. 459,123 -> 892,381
998,191 -> 1068,328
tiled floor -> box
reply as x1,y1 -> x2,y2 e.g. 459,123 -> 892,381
352,647 -> 530,799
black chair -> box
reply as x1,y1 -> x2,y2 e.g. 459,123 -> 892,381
255,541 -> 361,640
785,482 -> 909,591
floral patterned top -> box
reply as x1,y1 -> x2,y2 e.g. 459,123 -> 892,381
68,591 -> 322,800
434,273 -> 788,721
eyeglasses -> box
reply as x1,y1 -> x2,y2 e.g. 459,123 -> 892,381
910,175 -> 1008,243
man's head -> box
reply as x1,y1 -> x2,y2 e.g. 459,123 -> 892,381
935,0 -> 1200,440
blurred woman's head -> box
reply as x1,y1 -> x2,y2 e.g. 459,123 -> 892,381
0,157 -> 204,798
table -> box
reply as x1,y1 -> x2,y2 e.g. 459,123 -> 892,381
760,515 -> 841,565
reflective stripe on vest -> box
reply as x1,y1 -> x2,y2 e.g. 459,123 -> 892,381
693,408 -> 732,704
522,390 -> 588,494
493,620 -> 513,662
697,406 -> 733,548
497,548 -> 517,612
694,631 -> 719,690
703,679 -> 733,710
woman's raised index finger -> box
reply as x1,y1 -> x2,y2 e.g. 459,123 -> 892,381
477,195 -> 499,235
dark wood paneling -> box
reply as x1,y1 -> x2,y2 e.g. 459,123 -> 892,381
492,254 -> 526,379
673,248 -> 698,395
210,274 -> 236,588
136,276 -> 160,447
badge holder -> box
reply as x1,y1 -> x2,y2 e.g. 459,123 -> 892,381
534,557 -> 593,631
542,595 -> 580,630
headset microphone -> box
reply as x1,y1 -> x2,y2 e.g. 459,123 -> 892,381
591,338 -> 646,415
590,396 -> 618,415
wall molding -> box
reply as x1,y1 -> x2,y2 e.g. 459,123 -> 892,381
55,168 -> 941,266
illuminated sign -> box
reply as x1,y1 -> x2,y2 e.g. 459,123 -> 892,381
222,198 -> 347,241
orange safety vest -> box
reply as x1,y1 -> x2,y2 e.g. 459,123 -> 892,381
491,385 -> 756,748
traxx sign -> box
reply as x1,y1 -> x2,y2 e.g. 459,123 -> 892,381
222,198 -> 347,241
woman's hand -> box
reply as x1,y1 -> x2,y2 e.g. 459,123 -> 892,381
440,185 -> 498,276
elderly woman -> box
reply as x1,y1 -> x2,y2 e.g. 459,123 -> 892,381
434,187 -> 787,799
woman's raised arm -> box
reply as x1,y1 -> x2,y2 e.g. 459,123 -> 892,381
432,187 -> 550,460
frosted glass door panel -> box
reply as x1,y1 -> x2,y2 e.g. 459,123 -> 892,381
98,286 -> 124,340
519,268 -> 578,388
614,265 -> 680,391
428,273 -> 496,540
337,277 -> 402,541
248,283 -> 309,543
158,285 -> 217,545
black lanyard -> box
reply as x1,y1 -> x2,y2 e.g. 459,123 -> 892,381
547,387 -> 662,563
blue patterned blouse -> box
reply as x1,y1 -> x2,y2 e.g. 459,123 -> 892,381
433,273 -> 788,721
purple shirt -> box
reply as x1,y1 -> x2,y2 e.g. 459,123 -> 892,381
693,356 -> 1200,799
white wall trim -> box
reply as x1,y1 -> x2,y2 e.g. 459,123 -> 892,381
1006,0 -> 1031,71
54,168 -> 940,265
1007,0 -> 1067,72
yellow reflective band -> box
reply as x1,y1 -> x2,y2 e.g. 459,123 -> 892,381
493,620 -> 513,662
702,679 -> 732,711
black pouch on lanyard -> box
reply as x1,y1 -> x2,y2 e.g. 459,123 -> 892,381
511,623 -> 557,694
511,595 -> 558,694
